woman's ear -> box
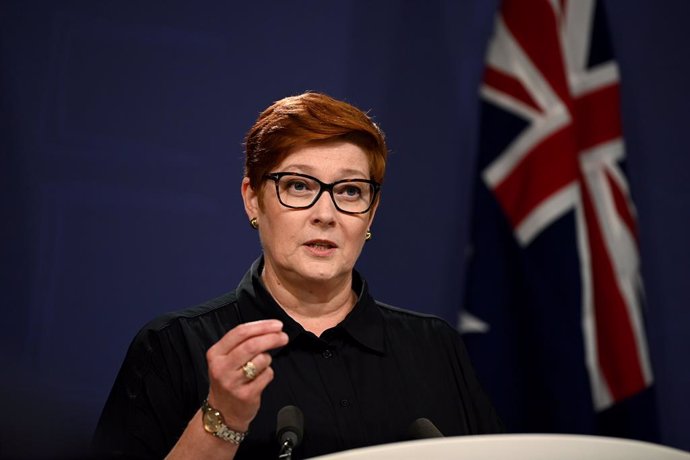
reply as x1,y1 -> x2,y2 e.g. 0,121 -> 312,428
241,177 -> 260,220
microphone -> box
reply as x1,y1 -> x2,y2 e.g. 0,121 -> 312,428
276,405 -> 304,460
407,417 -> 444,440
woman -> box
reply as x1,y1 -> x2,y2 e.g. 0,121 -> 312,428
93,92 -> 502,459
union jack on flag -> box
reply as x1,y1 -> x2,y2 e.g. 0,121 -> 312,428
464,0 -> 653,420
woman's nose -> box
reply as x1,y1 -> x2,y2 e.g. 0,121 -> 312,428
309,190 -> 338,224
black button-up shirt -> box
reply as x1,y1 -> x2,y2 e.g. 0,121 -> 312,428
93,258 -> 502,458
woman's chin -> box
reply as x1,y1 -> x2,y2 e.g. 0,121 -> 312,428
293,261 -> 349,285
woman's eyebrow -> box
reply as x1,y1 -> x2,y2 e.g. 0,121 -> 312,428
279,164 -> 368,178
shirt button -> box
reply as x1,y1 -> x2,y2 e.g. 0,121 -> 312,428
322,349 -> 334,359
339,399 -> 351,407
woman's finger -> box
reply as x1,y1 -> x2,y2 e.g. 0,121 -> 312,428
209,319 -> 284,355
230,331 -> 287,365
207,331 -> 287,379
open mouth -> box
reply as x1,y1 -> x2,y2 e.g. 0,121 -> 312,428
304,240 -> 337,250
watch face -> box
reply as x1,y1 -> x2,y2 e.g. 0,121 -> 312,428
203,409 -> 224,433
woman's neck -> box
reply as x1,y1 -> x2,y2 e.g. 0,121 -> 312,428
261,266 -> 357,337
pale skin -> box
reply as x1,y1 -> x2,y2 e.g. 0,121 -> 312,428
165,141 -> 377,459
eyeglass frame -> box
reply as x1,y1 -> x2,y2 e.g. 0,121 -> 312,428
263,171 -> 381,215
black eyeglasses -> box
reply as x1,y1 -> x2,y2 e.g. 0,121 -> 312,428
264,172 -> 381,214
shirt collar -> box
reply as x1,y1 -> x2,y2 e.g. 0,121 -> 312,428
339,270 -> 385,354
236,257 -> 385,354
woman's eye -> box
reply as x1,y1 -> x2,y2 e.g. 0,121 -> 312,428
346,186 -> 361,196
337,184 -> 362,198
285,180 -> 311,192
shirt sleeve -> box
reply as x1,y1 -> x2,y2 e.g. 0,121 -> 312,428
444,322 -> 505,434
92,324 -> 195,459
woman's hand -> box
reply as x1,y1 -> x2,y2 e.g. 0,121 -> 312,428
205,319 -> 289,431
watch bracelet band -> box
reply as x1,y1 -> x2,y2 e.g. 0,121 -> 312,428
214,425 -> 247,444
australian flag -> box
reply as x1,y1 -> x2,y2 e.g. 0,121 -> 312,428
462,0 -> 658,439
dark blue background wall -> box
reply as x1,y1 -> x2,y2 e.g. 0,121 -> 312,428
1,1 -> 688,457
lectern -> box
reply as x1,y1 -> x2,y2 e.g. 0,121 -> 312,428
310,434 -> 690,460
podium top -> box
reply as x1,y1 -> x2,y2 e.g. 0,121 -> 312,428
310,434 -> 690,460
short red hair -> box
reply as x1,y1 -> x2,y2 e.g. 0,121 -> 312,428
243,92 -> 388,188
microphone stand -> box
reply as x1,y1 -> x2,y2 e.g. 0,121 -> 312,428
278,439 -> 295,460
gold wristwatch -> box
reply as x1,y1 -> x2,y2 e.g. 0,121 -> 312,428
201,399 -> 248,444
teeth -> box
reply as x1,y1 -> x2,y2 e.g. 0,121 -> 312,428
310,243 -> 331,248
